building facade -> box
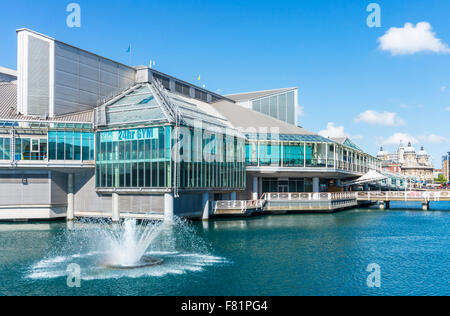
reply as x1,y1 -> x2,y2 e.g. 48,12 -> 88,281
377,142 -> 434,185
0,28 -> 386,221
443,153 -> 450,182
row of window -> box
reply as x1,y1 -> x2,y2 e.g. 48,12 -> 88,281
252,91 -> 296,125
48,131 -> 95,161
152,73 -> 215,103
262,178 -> 314,193
15,138 -> 47,161
96,162 -> 171,188
246,142 -> 377,168
96,126 -> 247,189
0,138 -> 11,160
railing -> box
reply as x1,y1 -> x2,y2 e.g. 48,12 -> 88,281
357,191 -> 450,202
213,200 -> 265,213
248,159 -> 376,174
263,192 -> 358,201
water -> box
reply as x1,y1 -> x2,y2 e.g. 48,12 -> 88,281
0,207 -> 449,296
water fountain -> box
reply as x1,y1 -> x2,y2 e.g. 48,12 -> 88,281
26,216 -> 226,282
102,219 -> 165,269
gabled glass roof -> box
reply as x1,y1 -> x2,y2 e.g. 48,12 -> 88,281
343,138 -> 364,152
105,85 -> 170,126
246,133 -> 334,143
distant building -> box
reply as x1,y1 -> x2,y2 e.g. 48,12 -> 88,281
433,169 -> 442,179
443,153 -> 450,181
377,142 -> 434,185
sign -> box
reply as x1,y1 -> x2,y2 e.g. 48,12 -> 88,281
100,128 -> 159,143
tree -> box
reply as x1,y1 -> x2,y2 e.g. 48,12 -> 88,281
435,174 -> 446,184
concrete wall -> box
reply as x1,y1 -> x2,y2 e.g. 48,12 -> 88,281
74,169 -> 111,215
119,195 -> 164,214
0,171 -> 50,205
174,193 -> 203,218
50,171 -> 67,205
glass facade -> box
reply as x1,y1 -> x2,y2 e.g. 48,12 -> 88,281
246,140 -> 379,172
96,126 -> 247,190
252,90 -> 296,125
0,137 -> 11,160
96,126 -> 171,188
13,137 -> 47,161
262,178 -> 313,193
48,131 -> 95,161
177,128 -> 246,189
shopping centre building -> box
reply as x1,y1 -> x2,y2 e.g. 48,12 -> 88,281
0,29 -> 397,221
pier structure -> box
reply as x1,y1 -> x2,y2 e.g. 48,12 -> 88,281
213,191 -> 450,217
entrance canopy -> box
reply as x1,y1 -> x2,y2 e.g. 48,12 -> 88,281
343,170 -> 387,186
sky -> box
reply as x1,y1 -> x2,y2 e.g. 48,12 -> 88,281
0,0 -> 449,167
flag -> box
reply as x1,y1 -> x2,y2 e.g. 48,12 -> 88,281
198,75 -> 201,81
126,45 -> 131,53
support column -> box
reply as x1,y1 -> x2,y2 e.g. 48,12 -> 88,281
336,179 -> 342,187
422,202 -> 429,211
202,192 -> 210,221
364,184 -> 370,191
67,173 -> 74,221
164,193 -> 174,223
230,192 -> 237,201
112,192 -> 120,222
313,177 -> 320,193
252,176 -> 259,200
379,201 -> 390,210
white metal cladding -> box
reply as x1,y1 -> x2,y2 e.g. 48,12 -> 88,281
53,41 -> 136,116
27,36 -> 50,116
0,172 -> 51,205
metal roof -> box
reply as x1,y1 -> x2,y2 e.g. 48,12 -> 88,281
331,137 -> 365,152
0,66 -> 17,78
211,100 -> 319,137
225,87 -> 297,102
0,82 -> 93,123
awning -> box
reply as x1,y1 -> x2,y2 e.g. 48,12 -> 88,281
343,170 -> 388,186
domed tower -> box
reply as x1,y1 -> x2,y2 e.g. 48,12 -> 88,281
417,146 -> 429,166
398,141 -> 405,164
377,147 -> 388,161
403,142 -> 417,166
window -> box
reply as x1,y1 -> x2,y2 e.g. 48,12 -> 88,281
139,96 -> 154,104
195,89 -> 208,102
175,82 -> 191,96
153,74 -> 170,90
48,131 -> 94,161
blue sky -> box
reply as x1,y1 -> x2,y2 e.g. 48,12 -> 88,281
1,0 -> 449,166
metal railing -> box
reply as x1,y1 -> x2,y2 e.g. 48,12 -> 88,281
357,191 -> 450,202
263,192 -> 358,201
213,200 -> 265,213
250,159 -> 377,174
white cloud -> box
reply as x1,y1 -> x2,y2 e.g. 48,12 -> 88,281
318,123 -> 363,141
441,85 -> 447,92
378,22 -> 450,55
399,104 -> 408,109
379,133 -> 418,146
418,134 -> 449,144
446,107 -> 450,111
318,123 -> 347,138
354,110 -> 405,126
297,106 -> 304,117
